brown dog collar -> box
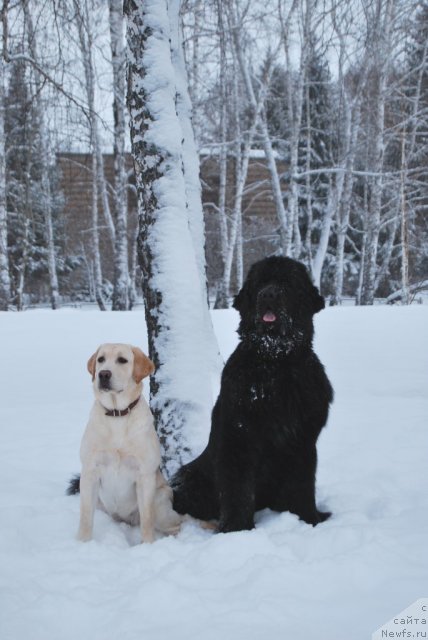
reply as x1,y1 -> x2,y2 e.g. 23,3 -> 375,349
103,396 -> 140,417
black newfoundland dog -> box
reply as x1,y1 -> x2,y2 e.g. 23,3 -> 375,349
172,256 -> 333,533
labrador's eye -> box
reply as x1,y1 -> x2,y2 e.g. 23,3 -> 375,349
97,356 -> 105,363
117,357 -> 128,364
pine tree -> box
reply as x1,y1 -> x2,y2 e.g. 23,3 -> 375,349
5,58 -> 40,308
5,57 -> 75,307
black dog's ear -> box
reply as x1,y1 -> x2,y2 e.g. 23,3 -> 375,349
233,280 -> 251,313
233,288 -> 245,312
311,284 -> 325,313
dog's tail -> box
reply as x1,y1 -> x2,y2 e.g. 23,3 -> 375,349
66,474 -> 80,496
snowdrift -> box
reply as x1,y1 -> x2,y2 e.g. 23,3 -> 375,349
0,306 -> 426,640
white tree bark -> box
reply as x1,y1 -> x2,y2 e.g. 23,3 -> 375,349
278,0 -> 305,256
232,58 -> 244,291
213,0 -> 229,309
374,209 -> 399,294
231,20 -> 288,253
40,166 -> 60,310
187,0 -> 202,148
109,0 -> 130,311
399,130 -> 410,305
125,0 -> 220,475
91,151 -> 106,311
330,2 -> 373,304
0,54 -> 11,310
168,0 -> 222,373
73,0 -> 116,248
22,0 -> 60,310
360,0 -> 396,305
304,73 -> 313,272
72,0 -> 110,309
219,73 -> 266,300
16,218 -> 30,312
128,226 -> 139,309
392,36 -> 428,304
332,101 -> 359,304
311,176 -> 335,289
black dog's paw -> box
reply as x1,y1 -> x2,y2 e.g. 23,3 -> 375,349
316,510 -> 332,524
298,509 -> 332,526
218,516 -> 255,534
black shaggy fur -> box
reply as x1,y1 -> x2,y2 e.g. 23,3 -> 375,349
172,256 -> 334,533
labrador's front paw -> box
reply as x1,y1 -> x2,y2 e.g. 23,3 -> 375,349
141,527 -> 155,544
77,526 -> 93,542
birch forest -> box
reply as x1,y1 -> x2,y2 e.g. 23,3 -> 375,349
0,0 -> 427,312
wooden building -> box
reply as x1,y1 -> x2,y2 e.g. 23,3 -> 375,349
57,151 -> 286,299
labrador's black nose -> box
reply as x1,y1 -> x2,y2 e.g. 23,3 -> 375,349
98,370 -> 112,383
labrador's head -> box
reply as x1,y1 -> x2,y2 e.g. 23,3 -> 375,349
87,344 -> 154,397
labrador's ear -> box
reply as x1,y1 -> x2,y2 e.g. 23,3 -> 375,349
132,347 -> 155,383
87,350 -> 99,381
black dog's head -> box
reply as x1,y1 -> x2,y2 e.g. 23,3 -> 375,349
233,256 -> 324,356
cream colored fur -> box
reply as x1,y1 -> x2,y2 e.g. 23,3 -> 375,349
77,343 -> 182,543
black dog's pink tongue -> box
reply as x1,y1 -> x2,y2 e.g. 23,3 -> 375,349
263,311 -> 277,323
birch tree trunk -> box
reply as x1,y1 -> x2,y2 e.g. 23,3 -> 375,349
16,218 -> 30,312
374,211 -> 399,293
330,3 -> 372,304
125,0 -> 219,475
359,102 -> 385,304
73,0 -> 116,247
220,79 -> 264,301
332,101 -> 359,304
128,227 -> 139,309
22,0 -> 59,310
232,61 -> 243,291
230,17 -> 287,255
304,74 -> 313,272
220,5 -> 269,301
311,176 -> 335,289
168,0 -> 221,373
331,93 -> 365,302
72,0 -> 109,309
40,164 -> 60,309
399,130 -> 410,305
91,151 -> 106,311
0,55 -> 10,310
291,0 -> 314,262
214,0 -> 230,309
360,0 -> 396,305
188,0 -> 202,148
279,0 -> 304,256
109,0 -> 129,311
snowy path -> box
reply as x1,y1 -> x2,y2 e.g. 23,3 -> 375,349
0,307 -> 427,640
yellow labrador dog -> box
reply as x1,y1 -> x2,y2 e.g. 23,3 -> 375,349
76,343 -> 182,543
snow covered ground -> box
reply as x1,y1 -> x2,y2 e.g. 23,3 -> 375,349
0,306 -> 427,640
